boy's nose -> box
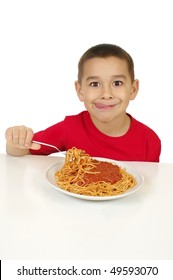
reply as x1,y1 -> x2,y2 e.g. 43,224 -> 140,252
101,88 -> 114,99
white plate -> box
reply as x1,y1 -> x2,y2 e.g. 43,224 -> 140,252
45,157 -> 144,201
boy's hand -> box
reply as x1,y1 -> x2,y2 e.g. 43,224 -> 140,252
5,126 -> 41,151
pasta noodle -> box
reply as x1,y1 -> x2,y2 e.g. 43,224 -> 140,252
55,147 -> 137,196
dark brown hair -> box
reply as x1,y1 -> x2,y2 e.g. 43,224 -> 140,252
77,43 -> 135,82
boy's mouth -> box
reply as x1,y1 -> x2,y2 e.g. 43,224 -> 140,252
94,102 -> 117,110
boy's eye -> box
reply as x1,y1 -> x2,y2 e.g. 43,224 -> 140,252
113,80 -> 123,86
90,82 -> 100,87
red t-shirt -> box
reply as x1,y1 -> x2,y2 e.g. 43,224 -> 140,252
31,111 -> 161,162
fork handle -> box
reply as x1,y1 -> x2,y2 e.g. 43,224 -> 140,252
32,140 -> 63,153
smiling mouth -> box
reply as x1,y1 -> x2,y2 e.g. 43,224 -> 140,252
94,103 -> 117,110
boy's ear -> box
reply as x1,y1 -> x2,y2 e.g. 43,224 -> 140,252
75,80 -> 139,101
75,81 -> 84,101
130,79 -> 139,100
130,80 -> 139,100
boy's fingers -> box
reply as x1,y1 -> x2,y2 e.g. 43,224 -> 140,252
12,127 -> 21,145
5,127 -> 13,143
5,127 -> 20,146
5,126 -> 40,150
19,126 -> 29,146
28,142 -> 41,150
23,127 -> 34,147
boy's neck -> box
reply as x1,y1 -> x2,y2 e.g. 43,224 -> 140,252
91,113 -> 131,137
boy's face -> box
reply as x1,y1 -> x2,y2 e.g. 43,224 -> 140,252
75,56 -> 138,125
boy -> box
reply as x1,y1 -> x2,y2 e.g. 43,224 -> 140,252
5,43 -> 161,161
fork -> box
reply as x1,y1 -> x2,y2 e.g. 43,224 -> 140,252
32,140 -> 65,155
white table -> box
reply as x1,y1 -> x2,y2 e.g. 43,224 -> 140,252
0,154 -> 173,260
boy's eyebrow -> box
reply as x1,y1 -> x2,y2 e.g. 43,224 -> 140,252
86,76 -> 100,81
86,75 -> 127,81
112,75 -> 127,79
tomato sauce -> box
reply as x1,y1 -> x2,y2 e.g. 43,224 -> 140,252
83,160 -> 122,184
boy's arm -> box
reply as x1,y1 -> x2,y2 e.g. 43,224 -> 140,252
5,126 -> 41,157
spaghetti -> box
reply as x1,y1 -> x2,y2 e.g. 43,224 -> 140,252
55,147 -> 137,196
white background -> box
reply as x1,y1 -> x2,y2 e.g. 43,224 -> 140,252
0,0 -> 172,162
